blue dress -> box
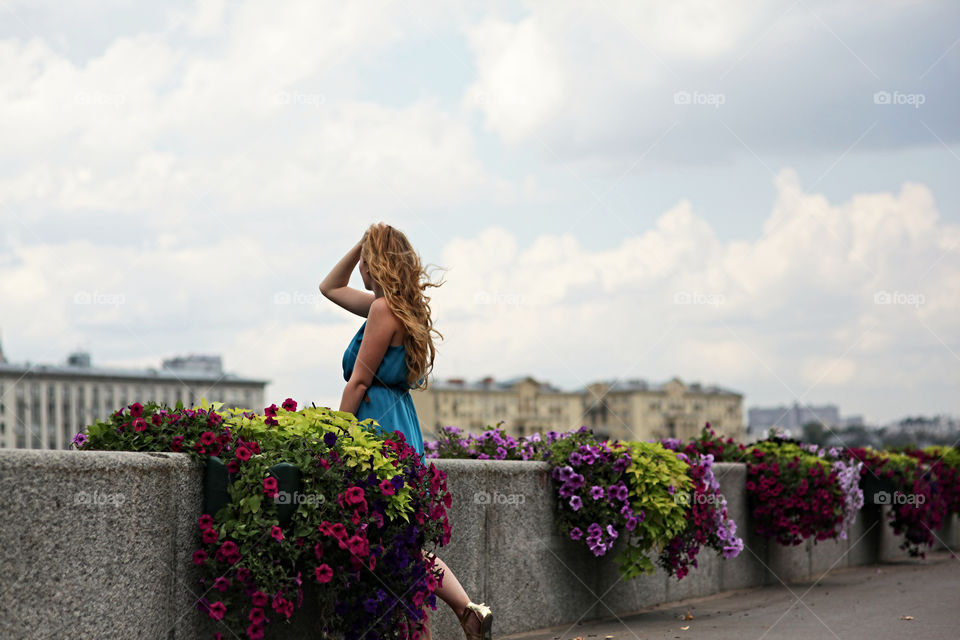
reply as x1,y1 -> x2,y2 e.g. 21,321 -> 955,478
342,320 -> 426,466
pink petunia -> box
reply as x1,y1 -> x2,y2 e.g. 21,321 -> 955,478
314,563 -> 333,583
263,477 -> 278,497
208,601 -> 226,621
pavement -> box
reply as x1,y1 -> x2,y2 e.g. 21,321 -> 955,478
499,550 -> 960,640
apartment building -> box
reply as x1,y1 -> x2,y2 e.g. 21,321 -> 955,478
411,374 -> 744,443
0,346 -> 268,450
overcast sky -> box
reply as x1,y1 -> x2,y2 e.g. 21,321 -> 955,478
1,0 -> 958,428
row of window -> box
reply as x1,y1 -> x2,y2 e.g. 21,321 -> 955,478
0,380 -> 261,449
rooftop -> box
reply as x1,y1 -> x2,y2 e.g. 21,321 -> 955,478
428,375 -> 742,396
0,350 -> 268,385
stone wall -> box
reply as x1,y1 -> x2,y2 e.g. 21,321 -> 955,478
0,451 -> 956,639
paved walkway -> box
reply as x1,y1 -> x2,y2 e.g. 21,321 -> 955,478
500,550 -> 959,640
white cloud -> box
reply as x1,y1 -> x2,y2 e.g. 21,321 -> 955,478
426,168 -> 960,422
462,0 -> 960,161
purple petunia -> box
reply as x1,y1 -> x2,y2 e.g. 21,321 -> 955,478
589,485 -> 605,500
569,495 -> 583,511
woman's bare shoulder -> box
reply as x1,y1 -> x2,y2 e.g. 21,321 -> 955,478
369,298 -> 406,344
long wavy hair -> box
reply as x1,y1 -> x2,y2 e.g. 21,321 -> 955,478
360,223 -> 445,390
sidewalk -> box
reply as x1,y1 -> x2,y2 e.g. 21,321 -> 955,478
499,550 -> 959,640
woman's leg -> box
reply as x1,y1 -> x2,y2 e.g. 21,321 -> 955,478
415,551 -> 478,639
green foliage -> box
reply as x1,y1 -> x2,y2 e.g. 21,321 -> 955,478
615,440 -> 693,578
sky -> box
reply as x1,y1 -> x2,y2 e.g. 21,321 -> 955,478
1,0 -> 958,428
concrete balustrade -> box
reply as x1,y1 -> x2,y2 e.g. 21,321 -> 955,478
1,451 -> 956,639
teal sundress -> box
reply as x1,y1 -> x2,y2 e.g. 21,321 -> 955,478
342,320 -> 426,466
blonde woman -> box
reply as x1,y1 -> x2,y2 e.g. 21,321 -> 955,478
319,223 -> 493,640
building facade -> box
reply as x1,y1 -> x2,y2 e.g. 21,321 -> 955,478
411,375 -> 744,443
0,350 -> 268,450
583,377 -> 744,442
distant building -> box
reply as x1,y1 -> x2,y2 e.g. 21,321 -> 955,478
747,402 -> 845,439
583,377 -> 744,443
411,374 -> 744,443
0,342 -> 268,450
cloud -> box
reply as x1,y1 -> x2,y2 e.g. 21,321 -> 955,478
426,167 -> 960,422
463,0 -> 960,162
0,0 -> 541,243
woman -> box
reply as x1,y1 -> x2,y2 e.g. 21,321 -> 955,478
319,223 -> 493,640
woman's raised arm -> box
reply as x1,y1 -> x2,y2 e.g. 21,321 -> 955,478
319,239 -> 375,317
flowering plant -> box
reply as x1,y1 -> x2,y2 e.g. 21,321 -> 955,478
425,424 -> 744,581
76,398 -> 452,640
669,423 -> 747,463
547,427 -> 641,560
657,446 -> 744,578
848,446 -> 944,557
425,423 -> 550,460
745,438 -> 849,546
913,446 -> 960,515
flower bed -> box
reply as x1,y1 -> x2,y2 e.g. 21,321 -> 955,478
678,428 -> 863,546
848,446 -> 953,558
428,424 -> 745,581
75,399 -> 451,640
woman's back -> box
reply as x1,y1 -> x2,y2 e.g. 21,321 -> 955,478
342,320 -> 426,465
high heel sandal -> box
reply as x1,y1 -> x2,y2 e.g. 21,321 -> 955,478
458,601 -> 493,640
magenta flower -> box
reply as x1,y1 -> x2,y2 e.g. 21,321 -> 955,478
208,601 -> 226,620
281,398 -> 297,412
263,477 -> 279,498
270,526 -> 284,542
315,563 -> 334,583
379,479 -> 396,496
